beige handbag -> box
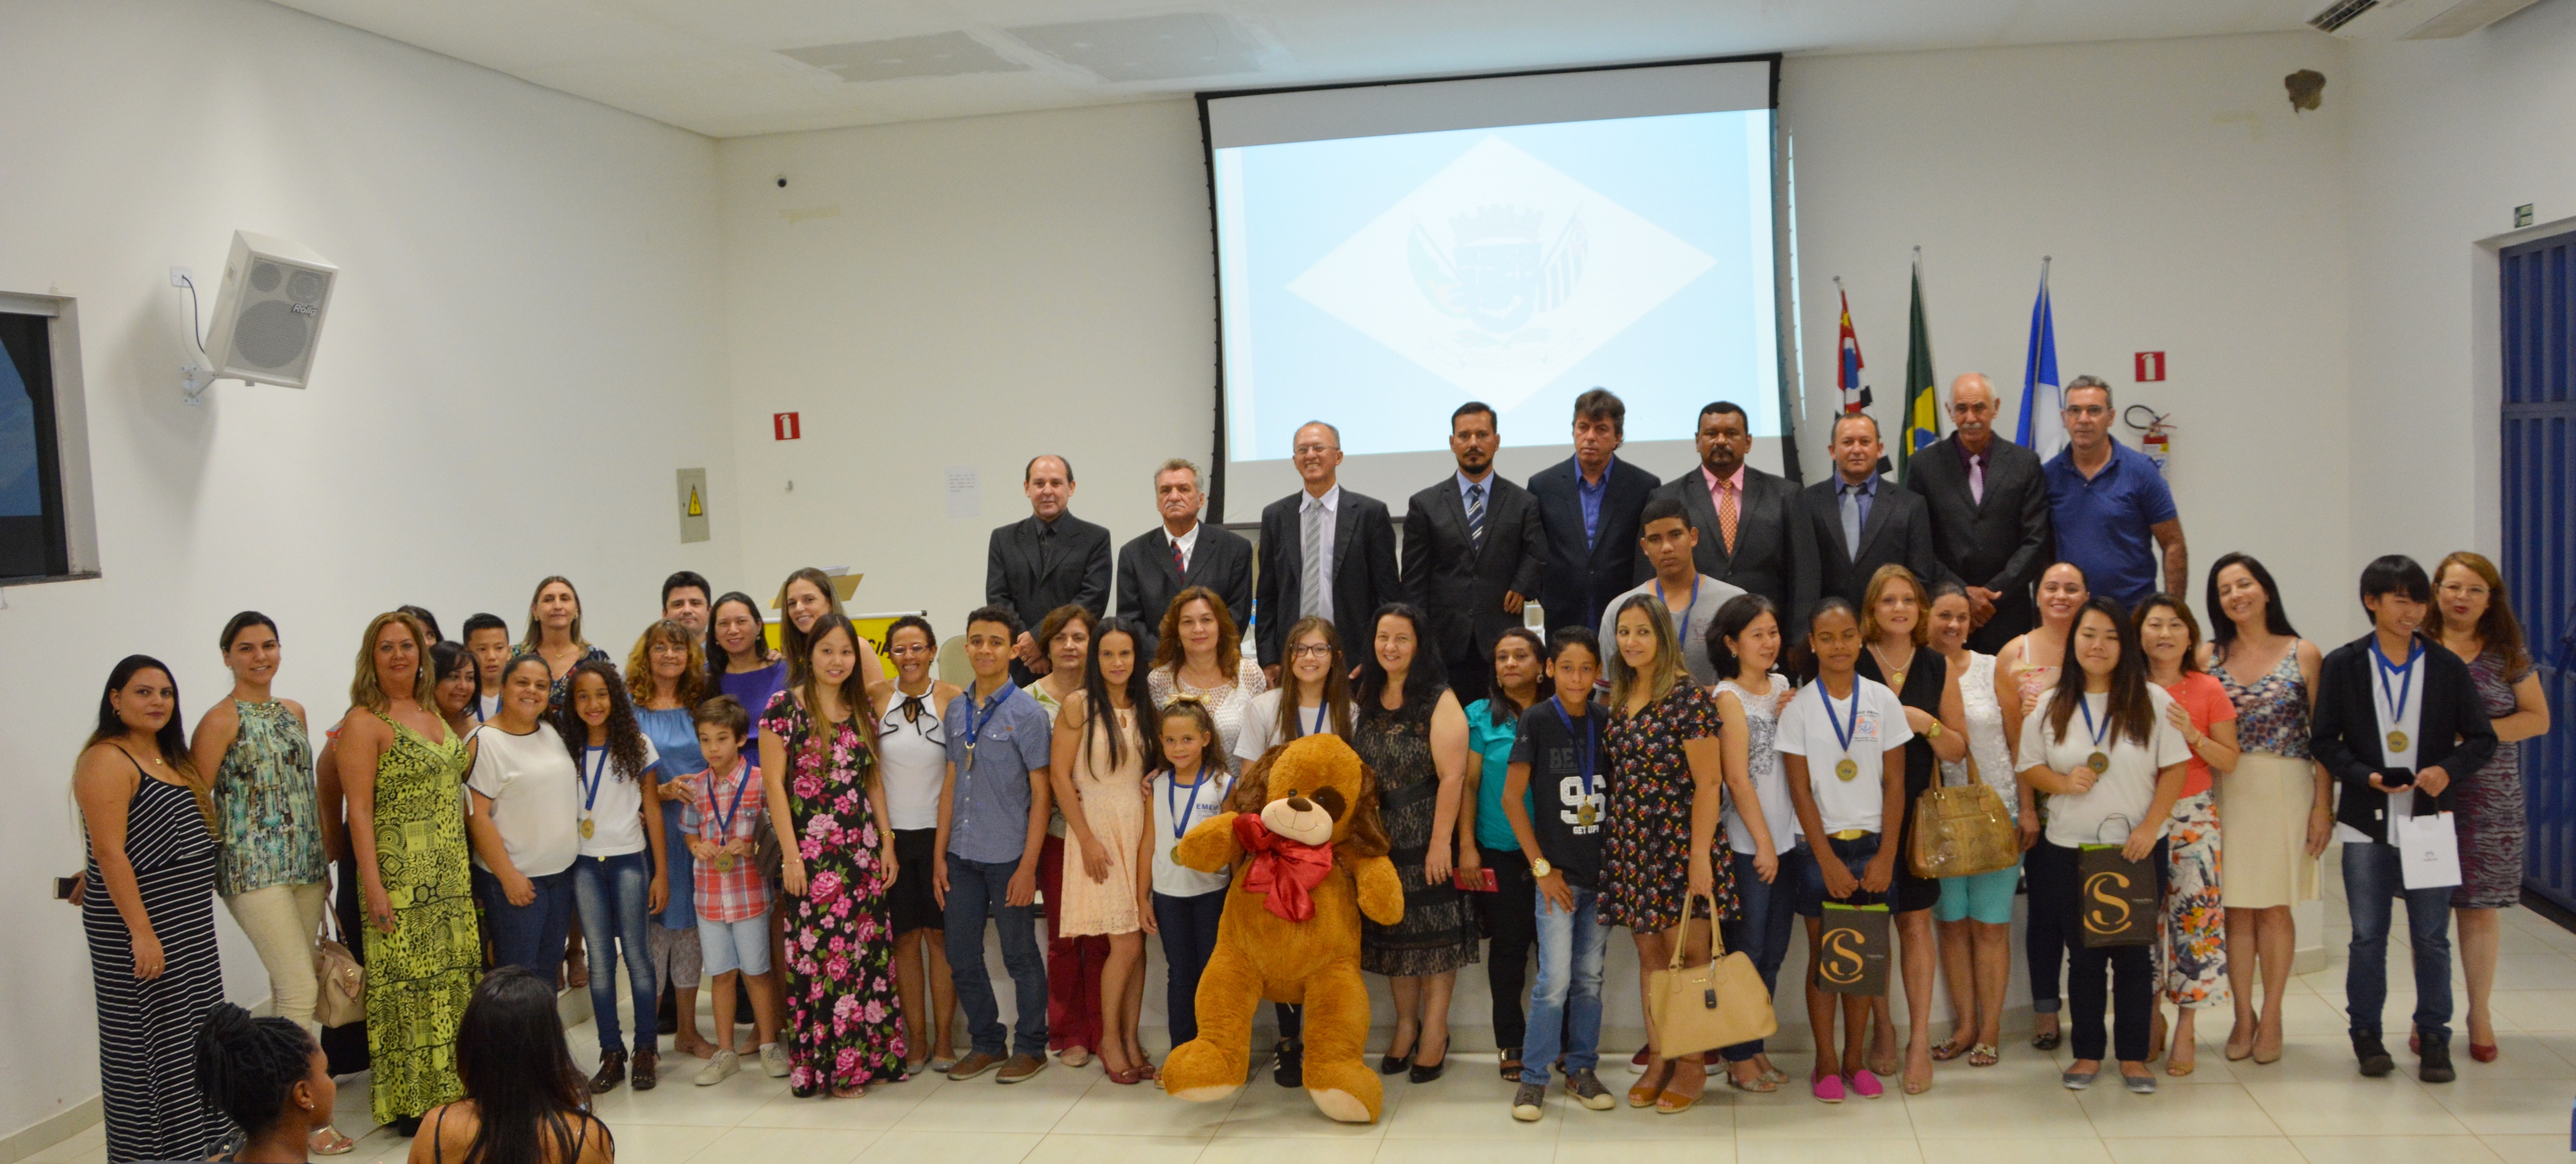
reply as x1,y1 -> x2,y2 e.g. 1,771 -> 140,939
1908,770 -> 2020,880
1645,891 -> 1777,1057
314,905 -> 366,1029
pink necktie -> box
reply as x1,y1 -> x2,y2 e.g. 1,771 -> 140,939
1969,455 -> 1985,505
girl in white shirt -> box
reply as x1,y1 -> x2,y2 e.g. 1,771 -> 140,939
2016,598 -> 2190,1094
465,655 -> 584,988
1710,593 -> 1793,1092
1235,617 -> 1355,764
1146,698 -> 1232,1050
557,659 -> 667,1093
1776,598 -> 1912,1104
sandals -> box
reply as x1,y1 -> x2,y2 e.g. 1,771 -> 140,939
1628,1060 -> 1676,1108
1967,1043 -> 1999,1068
1929,1039 -> 1972,1062
1726,1064 -> 1779,1093
830,1083 -> 868,1098
1497,1048 -> 1523,1081
1655,1056 -> 1707,1113
308,1126 -> 355,1157
2031,1025 -> 2063,1052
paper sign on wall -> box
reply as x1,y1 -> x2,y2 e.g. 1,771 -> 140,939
675,468 -> 709,544
946,466 -> 980,520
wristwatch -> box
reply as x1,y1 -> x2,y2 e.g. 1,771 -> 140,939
1922,719 -> 1944,740
1529,857 -> 1553,878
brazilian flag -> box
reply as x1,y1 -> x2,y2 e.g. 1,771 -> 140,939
1897,256 -> 1938,483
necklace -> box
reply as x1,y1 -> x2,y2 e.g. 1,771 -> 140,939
1871,643 -> 1915,692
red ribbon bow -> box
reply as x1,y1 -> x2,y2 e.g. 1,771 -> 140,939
1234,811 -> 1334,922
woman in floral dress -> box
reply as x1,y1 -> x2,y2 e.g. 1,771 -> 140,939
761,613 -> 908,1097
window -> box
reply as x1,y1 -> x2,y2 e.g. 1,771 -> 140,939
0,293 -> 98,585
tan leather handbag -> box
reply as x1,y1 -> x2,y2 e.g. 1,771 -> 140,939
314,908 -> 366,1028
1645,891 -> 1777,1057
1908,772 -> 2020,880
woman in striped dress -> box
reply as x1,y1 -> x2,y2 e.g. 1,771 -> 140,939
74,655 -> 229,1163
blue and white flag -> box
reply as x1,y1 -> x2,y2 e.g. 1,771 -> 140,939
2015,261 -> 2063,461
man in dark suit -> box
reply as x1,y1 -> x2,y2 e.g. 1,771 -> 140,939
1402,402 -> 1545,703
985,453 -> 1111,685
1903,373 -> 2053,652
1799,413 -> 1939,622
1115,457 -> 1252,660
1255,421 -> 1400,676
1529,388 -> 1663,635
1642,400 -> 1807,618
2311,555 -> 2497,1083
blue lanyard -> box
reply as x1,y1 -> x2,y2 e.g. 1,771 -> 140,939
2076,695 -> 2113,751
960,687 -> 1009,769
1654,575 -> 1699,621
1821,682 -> 1859,757
1550,697 -> 1597,801
708,762 -> 753,841
581,747 -> 609,816
1305,702 -> 1327,738
2372,639 -> 2422,727
1166,763 -> 1215,841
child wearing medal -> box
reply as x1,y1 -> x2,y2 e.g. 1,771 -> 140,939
556,660 -> 668,1093
1146,698 -> 1230,1049
2014,597 -> 2191,1093
685,695 -> 783,1085
1498,627 -> 1619,1122
1776,598 -> 1913,1103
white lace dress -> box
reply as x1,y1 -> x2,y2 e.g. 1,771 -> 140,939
1939,651 -> 2018,821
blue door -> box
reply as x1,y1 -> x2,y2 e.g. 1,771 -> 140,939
2500,231 -> 2576,910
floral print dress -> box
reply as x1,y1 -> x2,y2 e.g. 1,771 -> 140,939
763,691 -> 907,1094
2454,649 -> 2531,910
1602,684 -> 1733,932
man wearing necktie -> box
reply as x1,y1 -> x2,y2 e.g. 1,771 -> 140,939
1642,400 -> 1807,620
1255,421 -> 1400,682
1402,402 -> 1545,703
1115,459 -> 1253,660
1798,413 -> 1938,628
1905,373 -> 2053,652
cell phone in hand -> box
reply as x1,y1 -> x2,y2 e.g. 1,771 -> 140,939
1452,867 -> 1497,893
54,876 -> 80,902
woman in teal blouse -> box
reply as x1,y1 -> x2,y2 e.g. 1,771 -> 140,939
1457,627 -> 1551,1079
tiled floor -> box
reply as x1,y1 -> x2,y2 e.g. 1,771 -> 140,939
24,896 -> 2576,1164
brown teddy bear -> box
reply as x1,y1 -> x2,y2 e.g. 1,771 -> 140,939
1159,734 -> 1404,1123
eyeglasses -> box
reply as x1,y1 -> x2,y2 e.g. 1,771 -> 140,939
1289,644 -> 1335,659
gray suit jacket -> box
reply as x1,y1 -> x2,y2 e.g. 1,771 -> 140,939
1401,473 -> 1545,670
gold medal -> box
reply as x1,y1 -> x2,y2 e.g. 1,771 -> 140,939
1835,757 -> 1859,782
579,818 -> 595,839
1578,802 -> 1596,827
2386,730 -> 2408,752
2085,752 -> 2110,773
714,854 -> 735,873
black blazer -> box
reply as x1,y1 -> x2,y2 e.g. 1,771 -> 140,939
1401,473 -> 1546,670
1114,521 -> 1254,660
1903,436 -> 2052,650
2312,634 -> 2498,844
1797,474 -> 1940,625
1255,486 -> 1401,668
1642,464 -> 1808,618
1528,456 -> 1663,635
985,511 -> 1112,681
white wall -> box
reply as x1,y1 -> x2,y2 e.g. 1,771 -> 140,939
1786,32 -> 2361,642
2344,0 -> 2576,570
0,0 -> 727,1141
717,101 -> 1219,633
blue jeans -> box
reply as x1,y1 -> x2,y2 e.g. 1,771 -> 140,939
944,852 -> 1048,1058
474,866 -> 576,988
1153,890 -> 1227,1047
571,852 -> 659,1054
1721,846 -> 1804,1062
2342,840 -> 2454,1044
1520,882 -> 1608,1086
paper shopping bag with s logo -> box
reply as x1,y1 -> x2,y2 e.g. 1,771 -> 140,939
2076,844 -> 2158,948
1816,903 -> 1891,996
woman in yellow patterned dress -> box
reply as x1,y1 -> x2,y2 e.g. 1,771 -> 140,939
336,611 -> 478,1135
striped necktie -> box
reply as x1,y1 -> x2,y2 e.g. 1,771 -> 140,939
1466,482 -> 1487,550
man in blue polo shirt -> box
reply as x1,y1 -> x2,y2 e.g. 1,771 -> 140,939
2042,376 -> 2187,613
939,604 -> 1057,1085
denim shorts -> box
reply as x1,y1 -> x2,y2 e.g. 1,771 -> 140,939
1794,831 -> 1885,917
699,911 -> 772,977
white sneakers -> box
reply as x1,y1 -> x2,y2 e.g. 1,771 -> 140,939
762,1043 -> 790,1078
695,1049 -> 739,1086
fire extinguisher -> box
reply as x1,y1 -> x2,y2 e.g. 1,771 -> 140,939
2125,404 -> 2174,479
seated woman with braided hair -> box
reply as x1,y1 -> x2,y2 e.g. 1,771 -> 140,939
192,1003 -> 338,1163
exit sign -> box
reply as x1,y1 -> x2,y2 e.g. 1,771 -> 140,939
773,412 -> 801,441
2134,352 -> 2166,382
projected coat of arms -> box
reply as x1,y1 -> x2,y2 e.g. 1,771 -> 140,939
1286,135 -> 1715,410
